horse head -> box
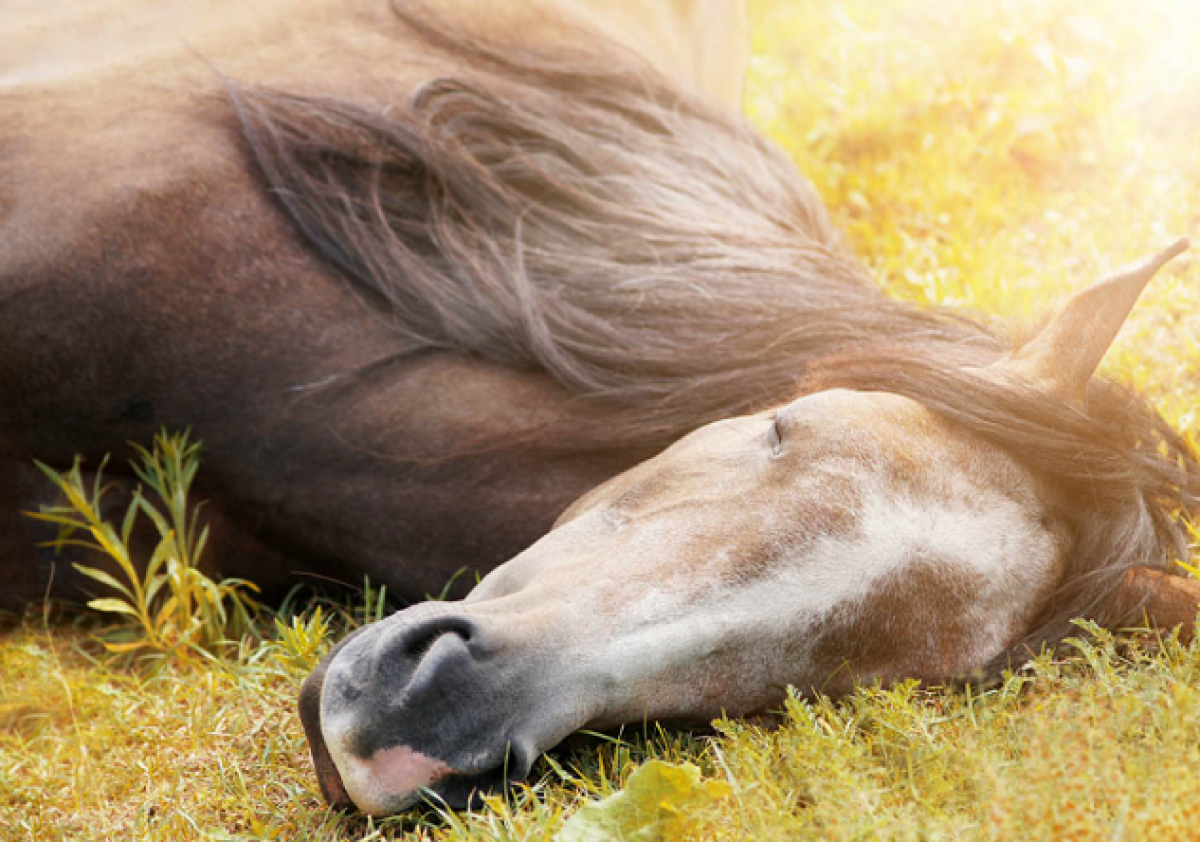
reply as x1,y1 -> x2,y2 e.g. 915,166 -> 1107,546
300,241 -> 1197,814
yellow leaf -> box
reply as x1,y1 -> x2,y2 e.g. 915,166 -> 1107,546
86,598 -> 140,617
103,640 -> 149,654
557,760 -> 731,842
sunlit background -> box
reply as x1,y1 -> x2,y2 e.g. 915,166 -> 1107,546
746,0 -> 1200,438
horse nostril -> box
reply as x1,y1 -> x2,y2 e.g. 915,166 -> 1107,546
393,614 -> 479,660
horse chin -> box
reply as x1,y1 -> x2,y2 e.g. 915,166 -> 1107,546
326,743 -> 453,815
316,724 -> 546,814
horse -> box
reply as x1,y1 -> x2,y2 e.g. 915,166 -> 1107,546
4,0 -> 1200,817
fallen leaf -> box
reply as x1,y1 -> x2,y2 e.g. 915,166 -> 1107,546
558,760 -> 732,842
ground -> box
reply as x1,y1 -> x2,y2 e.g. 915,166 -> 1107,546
4,0 -> 1200,839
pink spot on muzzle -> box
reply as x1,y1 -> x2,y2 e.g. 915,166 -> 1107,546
334,744 -> 453,815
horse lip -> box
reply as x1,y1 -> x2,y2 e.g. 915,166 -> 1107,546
299,655 -> 353,808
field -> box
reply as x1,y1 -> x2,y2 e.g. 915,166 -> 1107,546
5,0 -> 1200,839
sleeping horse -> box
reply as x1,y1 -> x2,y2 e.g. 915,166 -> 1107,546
2,0 -> 1198,815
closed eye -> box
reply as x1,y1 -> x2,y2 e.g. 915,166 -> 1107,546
767,413 -> 783,455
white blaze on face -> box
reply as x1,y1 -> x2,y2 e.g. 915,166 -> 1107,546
800,477 -> 1057,662
568,470 -> 1058,718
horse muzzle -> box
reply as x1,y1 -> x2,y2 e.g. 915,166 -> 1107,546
299,602 -> 586,814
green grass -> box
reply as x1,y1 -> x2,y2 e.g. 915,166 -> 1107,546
5,0 -> 1200,838
29,431 -> 260,662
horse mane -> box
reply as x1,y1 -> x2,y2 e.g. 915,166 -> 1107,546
224,1 -> 999,446
226,1 -> 1200,673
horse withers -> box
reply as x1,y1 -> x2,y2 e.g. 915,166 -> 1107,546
3,0 -> 1199,817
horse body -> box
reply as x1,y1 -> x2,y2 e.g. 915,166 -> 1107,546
1,0 -> 749,605
4,0 -> 1200,817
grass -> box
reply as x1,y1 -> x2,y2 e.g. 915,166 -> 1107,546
28,431 -> 260,661
4,0 -> 1200,838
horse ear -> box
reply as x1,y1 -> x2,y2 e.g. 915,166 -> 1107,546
999,239 -> 1190,404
